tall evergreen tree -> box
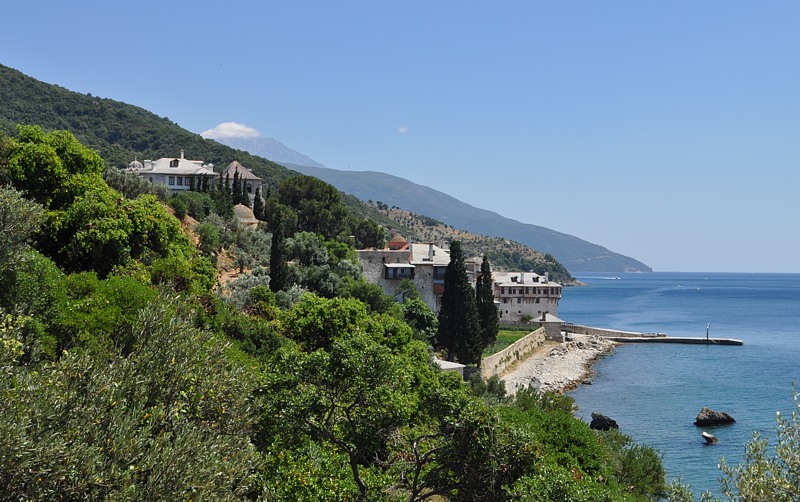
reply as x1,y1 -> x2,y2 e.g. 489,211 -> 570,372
232,171 -> 241,205
476,256 -> 499,355
269,212 -> 289,293
240,181 -> 250,208
253,187 -> 264,220
436,240 -> 481,364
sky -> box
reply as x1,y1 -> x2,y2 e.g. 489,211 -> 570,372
3,1 -> 799,272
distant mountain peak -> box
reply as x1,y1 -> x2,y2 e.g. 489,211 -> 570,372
206,125 -> 325,168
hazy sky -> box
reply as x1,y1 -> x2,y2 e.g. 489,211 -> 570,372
3,1 -> 799,272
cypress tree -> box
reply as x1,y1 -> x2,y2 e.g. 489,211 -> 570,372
436,240 -> 481,364
253,187 -> 264,220
476,255 -> 499,356
232,171 -> 241,205
269,212 -> 289,293
241,181 -> 250,208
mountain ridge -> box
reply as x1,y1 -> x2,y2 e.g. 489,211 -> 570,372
280,163 -> 652,274
0,63 -> 648,274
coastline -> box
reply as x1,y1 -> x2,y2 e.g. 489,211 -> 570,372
500,334 -> 617,394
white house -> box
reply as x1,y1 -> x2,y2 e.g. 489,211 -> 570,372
128,150 -> 218,193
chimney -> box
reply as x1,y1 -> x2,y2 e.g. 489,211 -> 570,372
180,149 -> 185,159
520,272 -> 525,284
428,243 -> 434,261
544,272 -> 550,283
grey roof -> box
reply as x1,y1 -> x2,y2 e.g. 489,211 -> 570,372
222,160 -> 261,181
433,358 -> 466,370
409,243 -> 450,266
136,156 -> 217,177
493,271 -> 561,288
540,313 -> 564,323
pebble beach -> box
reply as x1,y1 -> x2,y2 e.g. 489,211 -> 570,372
501,334 -> 617,394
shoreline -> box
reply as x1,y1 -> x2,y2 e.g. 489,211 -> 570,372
500,334 -> 617,394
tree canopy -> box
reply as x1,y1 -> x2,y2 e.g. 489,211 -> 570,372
0,122 -> 681,501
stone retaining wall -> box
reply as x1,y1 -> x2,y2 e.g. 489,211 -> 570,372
481,327 -> 546,379
564,324 -> 665,338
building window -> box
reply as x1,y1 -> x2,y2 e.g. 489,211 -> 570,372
170,159 -> 179,168
169,176 -> 175,186
385,266 -> 414,280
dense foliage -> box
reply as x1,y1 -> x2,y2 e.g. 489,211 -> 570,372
0,64 -> 291,188
0,125 -> 692,500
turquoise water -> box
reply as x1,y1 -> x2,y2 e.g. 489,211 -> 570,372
563,272 -> 800,496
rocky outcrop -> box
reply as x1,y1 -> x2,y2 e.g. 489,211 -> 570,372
590,412 -> 618,431
694,407 -> 736,426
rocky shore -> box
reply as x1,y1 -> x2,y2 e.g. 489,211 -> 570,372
500,334 -> 617,394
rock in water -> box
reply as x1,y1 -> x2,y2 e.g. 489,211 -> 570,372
694,407 -> 736,426
590,412 -> 619,431
702,431 -> 718,444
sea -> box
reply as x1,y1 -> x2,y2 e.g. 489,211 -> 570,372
562,272 -> 800,497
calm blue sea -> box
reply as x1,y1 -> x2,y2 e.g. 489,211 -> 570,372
563,272 -> 800,496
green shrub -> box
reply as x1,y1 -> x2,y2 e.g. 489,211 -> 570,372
0,300 -> 262,500
600,429 -> 666,499
168,195 -> 187,220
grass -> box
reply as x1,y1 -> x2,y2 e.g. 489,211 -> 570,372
482,329 -> 534,357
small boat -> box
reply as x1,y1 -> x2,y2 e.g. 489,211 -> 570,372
702,432 -> 718,444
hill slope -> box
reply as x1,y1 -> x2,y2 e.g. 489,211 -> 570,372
283,164 -> 651,274
0,64 -> 295,188
0,63 -> 638,275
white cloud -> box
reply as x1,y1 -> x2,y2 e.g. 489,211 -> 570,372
398,126 -> 409,134
200,122 -> 263,139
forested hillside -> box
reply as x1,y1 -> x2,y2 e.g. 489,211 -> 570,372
0,63 -> 572,278
0,125 -> 679,500
370,203 -> 573,284
0,64 -> 294,188
284,163 -> 653,274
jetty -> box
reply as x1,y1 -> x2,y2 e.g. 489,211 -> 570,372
562,324 -> 743,346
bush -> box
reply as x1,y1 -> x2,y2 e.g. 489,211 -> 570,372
600,429 -> 666,499
717,388 -> 800,500
0,299 -> 262,500
55,273 -> 156,355
169,196 -> 187,220
170,191 -> 214,220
